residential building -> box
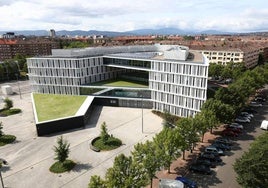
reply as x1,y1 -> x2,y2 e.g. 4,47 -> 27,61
191,45 -> 260,68
0,38 -> 60,61
27,44 -> 209,117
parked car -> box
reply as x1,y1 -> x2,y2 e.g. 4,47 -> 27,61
175,176 -> 198,188
235,117 -> 250,123
214,137 -> 233,145
224,127 -> 242,134
189,164 -> 212,175
211,142 -> 231,151
254,97 -> 266,102
222,129 -> 238,137
195,158 -> 216,168
205,146 -> 225,156
198,152 -> 222,163
249,101 -> 262,107
237,115 -> 251,121
242,108 -> 258,114
228,123 -> 244,130
260,120 -> 268,130
239,112 -> 253,120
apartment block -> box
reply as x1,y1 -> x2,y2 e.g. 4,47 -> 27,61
0,38 -> 60,61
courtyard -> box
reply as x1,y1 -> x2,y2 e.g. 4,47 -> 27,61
0,80 -> 163,188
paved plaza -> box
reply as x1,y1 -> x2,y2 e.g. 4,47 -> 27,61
0,80 -> 163,188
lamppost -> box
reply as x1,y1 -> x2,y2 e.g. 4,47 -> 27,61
140,95 -> 144,133
15,73 -> 22,99
0,158 -> 8,188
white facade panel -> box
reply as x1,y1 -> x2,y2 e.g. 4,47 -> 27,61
27,44 -> 208,117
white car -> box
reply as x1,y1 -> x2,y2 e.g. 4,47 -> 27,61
235,117 -> 250,123
240,112 -> 254,118
260,120 -> 268,130
249,102 -> 262,107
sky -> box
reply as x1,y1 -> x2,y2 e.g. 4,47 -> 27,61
0,0 -> 267,32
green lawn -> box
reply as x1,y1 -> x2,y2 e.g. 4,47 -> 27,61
90,79 -> 148,88
33,93 -> 87,122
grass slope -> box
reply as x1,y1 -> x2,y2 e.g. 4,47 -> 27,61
33,93 -> 87,122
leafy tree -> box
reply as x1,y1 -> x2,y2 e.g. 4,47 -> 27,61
14,54 -> 27,70
53,136 -> 70,163
154,128 -> 182,172
201,98 -> 235,124
88,175 -> 107,188
0,122 -> 3,136
176,118 -> 199,159
4,98 -> 13,110
132,141 -> 161,188
22,62 -> 28,73
221,66 -> 233,79
208,63 -> 223,78
231,62 -> 246,80
258,53 -> 264,65
100,122 -> 110,144
106,154 -> 147,188
162,110 -> 175,128
195,110 -> 219,140
234,132 -> 268,188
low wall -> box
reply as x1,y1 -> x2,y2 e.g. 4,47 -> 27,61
93,97 -> 153,108
36,116 -> 84,136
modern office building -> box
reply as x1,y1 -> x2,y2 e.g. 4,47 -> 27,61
27,44 -> 209,117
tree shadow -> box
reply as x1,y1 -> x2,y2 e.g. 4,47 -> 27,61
0,165 -> 11,172
72,163 -> 92,173
187,171 -> 222,188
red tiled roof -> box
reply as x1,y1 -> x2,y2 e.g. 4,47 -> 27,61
0,39 -> 18,45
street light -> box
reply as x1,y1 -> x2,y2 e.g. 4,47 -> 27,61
15,73 -> 22,99
0,158 -> 8,188
140,95 -> 144,133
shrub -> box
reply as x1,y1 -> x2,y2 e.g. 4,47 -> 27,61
92,136 -> 122,151
49,160 -> 76,173
0,135 -> 16,146
4,98 -> 13,110
0,108 -> 22,116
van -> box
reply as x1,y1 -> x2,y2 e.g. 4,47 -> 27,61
260,120 -> 268,130
205,146 -> 224,156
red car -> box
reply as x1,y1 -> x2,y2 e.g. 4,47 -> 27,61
222,129 -> 238,137
224,127 -> 242,134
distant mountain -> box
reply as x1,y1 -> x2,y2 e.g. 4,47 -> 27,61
0,30 -> 49,36
197,30 -> 235,35
0,28 -> 260,37
127,27 -> 193,35
56,30 -> 132,37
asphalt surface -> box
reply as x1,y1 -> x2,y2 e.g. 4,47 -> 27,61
185,86 -> 268,188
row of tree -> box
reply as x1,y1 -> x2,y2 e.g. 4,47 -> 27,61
88,63 -> 268,188
0,54 -> 28,81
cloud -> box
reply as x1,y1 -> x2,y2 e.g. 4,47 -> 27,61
0,0 -> 267,32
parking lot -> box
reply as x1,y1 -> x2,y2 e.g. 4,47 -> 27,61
184,86 -> 268,188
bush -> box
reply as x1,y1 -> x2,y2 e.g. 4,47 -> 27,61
92,136 -> 122,151
0,108 -> 21,116
49,160 -> 76,173
0,135 -> 16,146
